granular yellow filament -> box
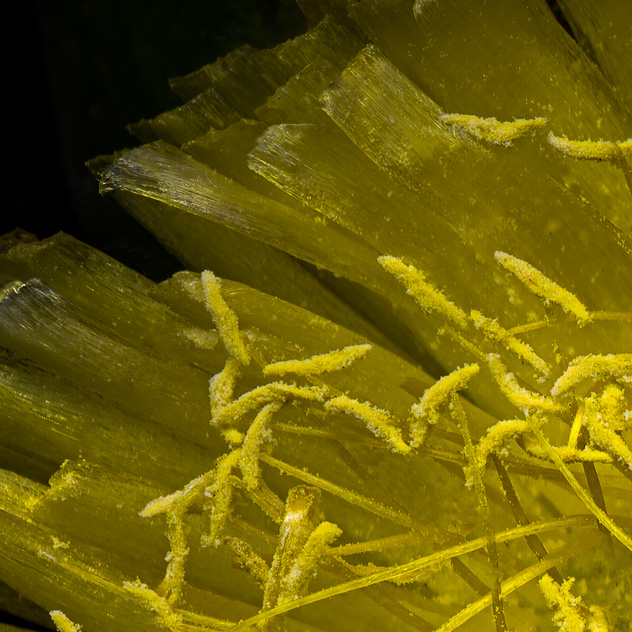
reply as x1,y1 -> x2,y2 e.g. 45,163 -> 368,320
325,395 -> 410,453
224,536 -> 270,589
409,363 -> 480,448
469,309 -> 550,377
475,419 -> 531,471
209,357 -> 241,418
50,611 -> 82,632
240,402 -> 283,489
379,255 -> 468,328
212,382 -> 326,427
122,580 -> 182,630
551,354 -> 632,396
278,521 -> 342,605
539,574 -> 589,632
441,113 -> 546,145
548,132 -> 632,160
200,270 -> 250,365
262,344 -> 372,377
494,251 -> 591,324
205,449 -> 242,546
487,354 -> 563,413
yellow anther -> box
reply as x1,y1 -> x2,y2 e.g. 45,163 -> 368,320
487,354 -> 563,413
212,382 -> 326,427
584,386 -> 632,471
539,574 -> 595,632
552,354 -> 632,396
475,419 -> 531,471
548,132 -> 631,161
224,537 -> 270,589
526,443 -> 611,464
209,357 -> 241,419
409,364 -> 479,448
441,113 -> 546,145
495,251 -> 591,324
469,309 -> 550,377
123,580 -> 182,630
205,449 -> 242,547
262,344 -> 372,377
379,255 -> 468,329
325,395 -> 410,454
240,402 -> 283,490
200,270 -> 250,365
278,521 -> 342,605
50,611 -> 82,632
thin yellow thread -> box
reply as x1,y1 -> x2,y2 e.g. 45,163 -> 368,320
201,270 -> 250,365
224,536 -> 270,589
495,251 -> 591,324
379,255 -> 468,329
409,364 -> 479,448
205,449 -> 242,547
441,113 -> 547,145
50,611 -> 82,632
229,517 -> 594,631
325,395 -> 410,454
262,344 -> 372,377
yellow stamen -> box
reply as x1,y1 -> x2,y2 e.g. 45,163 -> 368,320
441,113 -> 546,145
262,344 -> 372,377
200,270 -> 250,365
325,395 -> 410,454
50,611 -> 82,632
379,255 -> 468,329
495,251 -> 591,324
552,354 -> 632,396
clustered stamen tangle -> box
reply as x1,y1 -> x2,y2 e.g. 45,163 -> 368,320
133,241 -> 630,631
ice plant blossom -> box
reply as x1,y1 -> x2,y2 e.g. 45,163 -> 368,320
1,0 -> 632,631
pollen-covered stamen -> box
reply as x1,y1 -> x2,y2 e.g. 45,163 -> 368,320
209,356 -> 241,419
325,394 -> 410,454
551,354 -> 632,396
200,270 -> 250,365
122,580 -> 182,631
277,521 -> 342,606
224,536 -> 270,590
379,255 -> 468,329
239,401 -> 283,490
204,449 -> 242,547
441,113 -> 547,146
583,385 -> 632,472
548,132 -> 632,161
474,419 -> 531,472
262,344 -> 372,377
261,486 -> 321,630
494,251 -> 591,325
409,363 -> 479,448
50,611 -> 83,632
487,354 -> 563,413
469,310 -> 550,377
211,382 -> 327,427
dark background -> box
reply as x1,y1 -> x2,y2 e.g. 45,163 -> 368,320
6,0 -> 307,281
2,2 -> 304,628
